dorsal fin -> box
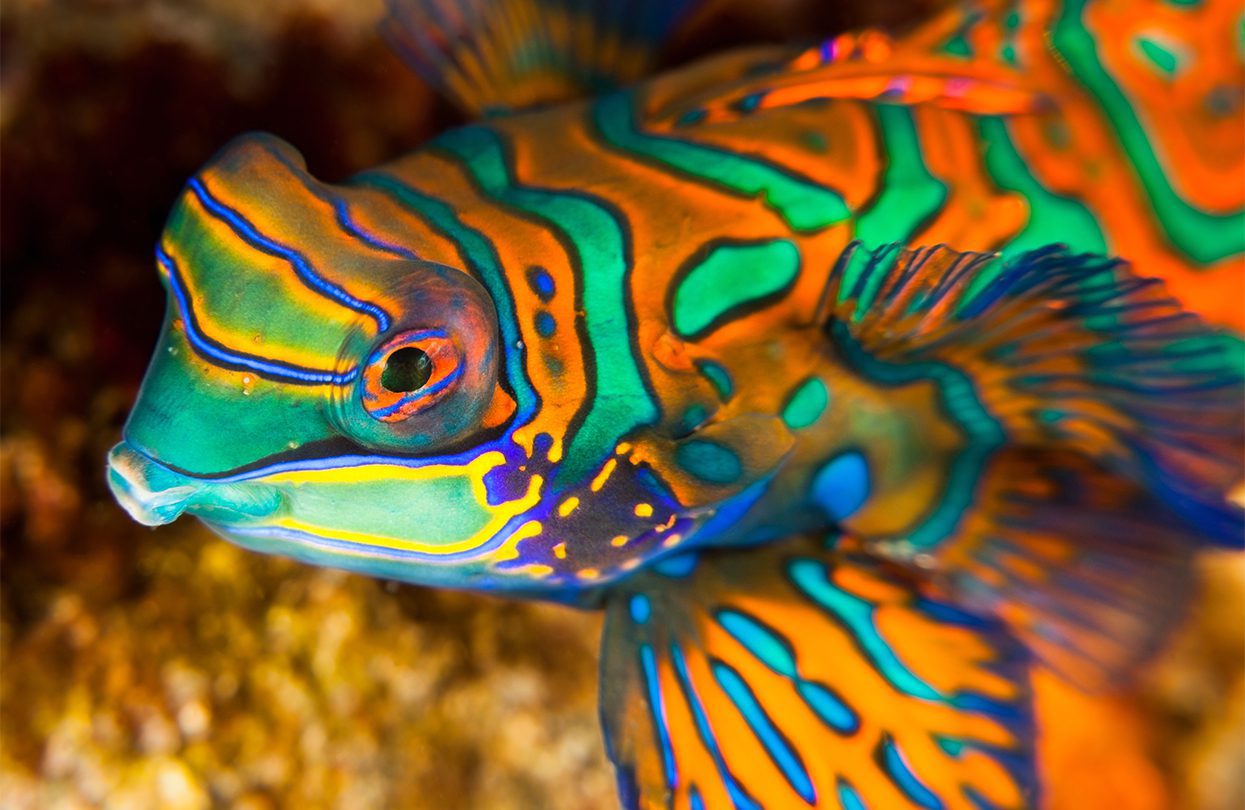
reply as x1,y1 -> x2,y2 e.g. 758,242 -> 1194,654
381,0 -> 701,116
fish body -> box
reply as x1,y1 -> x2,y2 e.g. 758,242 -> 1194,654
107,0 -> 1244,806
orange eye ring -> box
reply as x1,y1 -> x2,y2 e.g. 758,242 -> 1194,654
361,329 -> 461,422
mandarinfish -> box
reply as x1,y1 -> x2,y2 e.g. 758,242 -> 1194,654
108,0 -> 1244,806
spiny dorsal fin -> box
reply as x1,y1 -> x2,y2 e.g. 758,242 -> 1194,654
820,242 -> 1245,546
381,0 -> 701,116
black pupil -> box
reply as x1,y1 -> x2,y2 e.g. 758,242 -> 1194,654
380,347 -> 433,393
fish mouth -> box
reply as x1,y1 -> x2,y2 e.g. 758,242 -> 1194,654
106,442 -> 283,527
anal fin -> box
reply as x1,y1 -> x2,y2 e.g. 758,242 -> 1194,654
601,536 -> 1036,809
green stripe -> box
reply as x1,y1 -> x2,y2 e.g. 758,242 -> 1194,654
594,92 -> 851,233
434,126 -> 657,485
980,116 -> 1108,256
974,115 -> 1108,300
854,105 -> 948,248
1053,0 -> 1245,264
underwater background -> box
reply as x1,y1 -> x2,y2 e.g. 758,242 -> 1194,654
1,0 -> 1241,807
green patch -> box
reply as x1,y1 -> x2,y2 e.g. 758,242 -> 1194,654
671,240 -> 801,338
782,377 -> 830,429
675,439 -> 743,484
1133,35 -> 1182,76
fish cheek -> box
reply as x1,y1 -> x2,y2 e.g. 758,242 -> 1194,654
125,310 -> 339,476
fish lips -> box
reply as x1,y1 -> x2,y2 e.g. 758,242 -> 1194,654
106,442 -> 283,527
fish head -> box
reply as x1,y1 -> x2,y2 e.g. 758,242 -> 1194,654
107,132 -> 726,594
106,133 -> 569,589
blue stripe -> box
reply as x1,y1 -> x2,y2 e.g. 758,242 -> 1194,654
188,177 -> 392,331
717,609 -> 797,677
264,144 -> 420,261
880,736 -> 944,810
789,559 -> 942,700
796,681 -> 859,735
711,660 -> 817,805
366,359 -> 464,419
836,778 -> 868,810
639,644 -> 679,792
226,504 -> 539,564
669,647 -> 759,810
158,247 -> 357,386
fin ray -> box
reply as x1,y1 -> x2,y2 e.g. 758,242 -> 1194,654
600,536 -> 1037,809
823,242 -> 1244,546
382,0 -> 699,115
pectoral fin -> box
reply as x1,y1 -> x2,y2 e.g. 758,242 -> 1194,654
821,242 -> 1244,546
600,536 -> 1036,809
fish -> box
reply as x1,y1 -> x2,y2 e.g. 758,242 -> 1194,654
106,0 -> 1244,806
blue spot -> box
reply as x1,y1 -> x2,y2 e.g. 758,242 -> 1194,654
696,359 -> 734,401
676,108 -> 708,127
533,433 -> 555,460
812,450 -> 870,521
630,594 -> 652,624
695,478 -> 769,540
717,609 -> 797,677
654,553 -> 698,578
535,310 -> 556,337
796,681 -> 859,734
733,91 -> 765,113
689,785 -> 705,810
880,736 -> 944,809
680,404 -> 708,434
676,439 -> 742,484
837,778 -> 868,810
712,661 -> 817,804
639,645 -> 678,790
527,265 -> 555,301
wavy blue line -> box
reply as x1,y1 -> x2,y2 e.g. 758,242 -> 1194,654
158,247 -> 357,386
188,177 -> 392,331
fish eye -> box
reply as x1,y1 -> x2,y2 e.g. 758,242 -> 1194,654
359,329 -> 462,423
381,347 -> 433,393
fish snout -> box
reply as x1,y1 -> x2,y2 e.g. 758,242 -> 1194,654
107,442 -> 203,526
106,442 -> 282,527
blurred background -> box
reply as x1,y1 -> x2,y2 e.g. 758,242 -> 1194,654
1,1 -> 1241,807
